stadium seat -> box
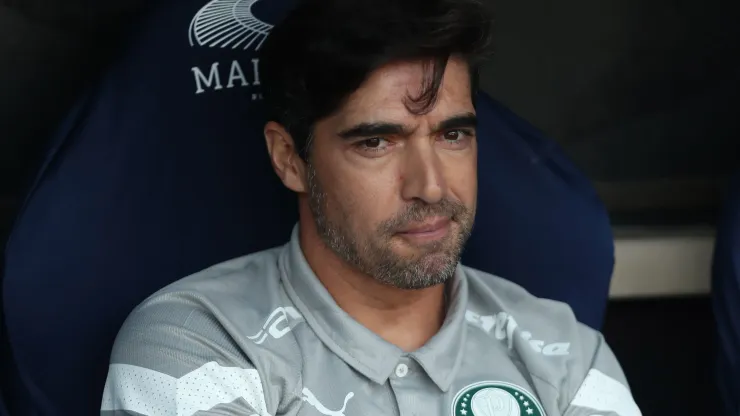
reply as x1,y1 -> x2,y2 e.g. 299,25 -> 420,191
712,172 -> 740,415
1,0 -> 614,413
0,373 -> 9,416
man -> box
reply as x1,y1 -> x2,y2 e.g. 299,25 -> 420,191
101,0 -> 640,414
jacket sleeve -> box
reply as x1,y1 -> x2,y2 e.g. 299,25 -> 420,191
100,292 -> 273,416
563,329 -> 641,416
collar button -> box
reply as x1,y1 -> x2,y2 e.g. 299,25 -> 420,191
395,363 -> 409,378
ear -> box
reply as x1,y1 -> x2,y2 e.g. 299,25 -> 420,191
264,121 -> 308,193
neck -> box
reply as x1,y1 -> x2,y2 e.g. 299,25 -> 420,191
298,207 -> 447,352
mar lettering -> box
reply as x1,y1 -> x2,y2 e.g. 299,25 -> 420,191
191,59 -> 263,96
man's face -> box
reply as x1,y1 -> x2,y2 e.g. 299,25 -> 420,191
307,57 -> 477,290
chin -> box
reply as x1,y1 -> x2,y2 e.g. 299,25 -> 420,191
415,238 -> 458,258
416,250 -> 458,272
386,233 -> 462,264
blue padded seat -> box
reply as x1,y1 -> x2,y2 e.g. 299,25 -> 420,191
712,172 -> 740,416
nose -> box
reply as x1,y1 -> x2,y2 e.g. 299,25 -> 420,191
400,140 -> 448,204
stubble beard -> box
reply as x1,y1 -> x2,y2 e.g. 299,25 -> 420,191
306,164 -> 474,290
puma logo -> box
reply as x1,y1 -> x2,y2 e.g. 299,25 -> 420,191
301,387 -> 355,416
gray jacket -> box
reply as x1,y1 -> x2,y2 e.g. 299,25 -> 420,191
102,228 -> 640,416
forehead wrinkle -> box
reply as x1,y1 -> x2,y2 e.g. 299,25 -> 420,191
334,95 -> 420,135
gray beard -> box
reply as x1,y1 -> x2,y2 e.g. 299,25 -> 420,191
306,164 -> 473,290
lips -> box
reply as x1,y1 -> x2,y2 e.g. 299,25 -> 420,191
397,216 -> 451,234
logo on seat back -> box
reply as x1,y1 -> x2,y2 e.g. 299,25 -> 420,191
189,0 -> 273,51
188,0 -> 272,96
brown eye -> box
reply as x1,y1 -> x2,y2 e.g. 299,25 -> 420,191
364,137 -> 382,148
438,129 -> 473,150
354,137 -> 391,156
444,130 -> 463,141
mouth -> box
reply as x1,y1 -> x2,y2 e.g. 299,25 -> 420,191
395,216 -> 452,243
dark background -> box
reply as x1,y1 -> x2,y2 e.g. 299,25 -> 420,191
480,0 -> 739,225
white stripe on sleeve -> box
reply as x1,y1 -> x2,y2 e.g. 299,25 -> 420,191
570,369 -> 641,416
101,361 -> 269,416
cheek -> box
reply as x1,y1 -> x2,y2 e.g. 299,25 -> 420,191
446,151 -> 478,205
331,166 -> 401,228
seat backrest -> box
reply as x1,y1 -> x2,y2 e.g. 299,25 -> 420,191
712,172 -> 740,415
0,329 -> 8,416
465,94 -> 613,319
2,0 -> 614,414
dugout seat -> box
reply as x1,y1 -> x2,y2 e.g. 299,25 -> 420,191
712,171 -> 740,416
1,0 -> 614,413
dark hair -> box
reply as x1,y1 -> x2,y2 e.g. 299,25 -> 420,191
260,0 -> 494,158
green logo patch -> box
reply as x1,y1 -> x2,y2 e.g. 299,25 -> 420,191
451,381 -> 545,416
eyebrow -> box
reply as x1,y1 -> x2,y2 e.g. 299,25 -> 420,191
433,113 -> 478,132
337,112 -> 477,140
337,122 -> 409,140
